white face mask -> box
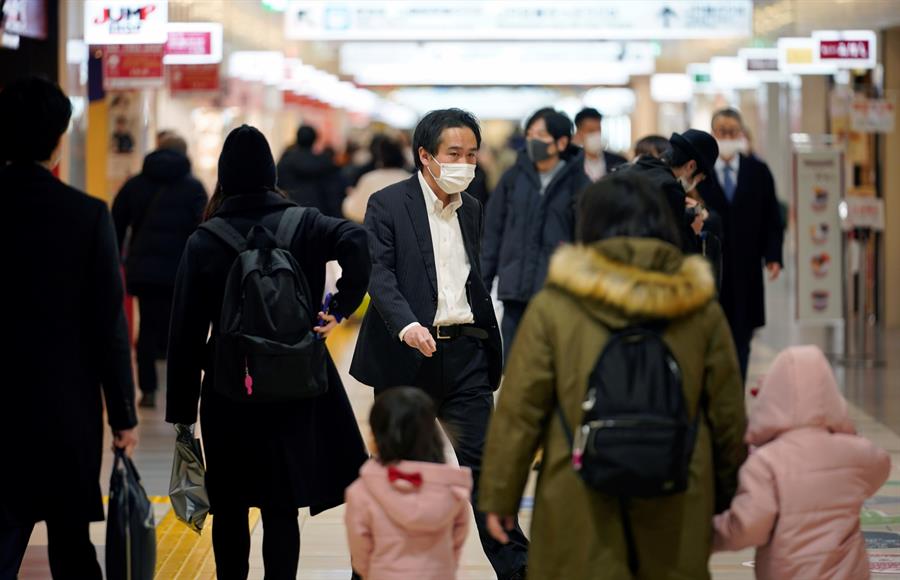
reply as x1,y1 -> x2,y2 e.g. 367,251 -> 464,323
717,137 -> 748,160
427,157 -> 476,194
583,131 -> 604,155
679,174 -> 698,194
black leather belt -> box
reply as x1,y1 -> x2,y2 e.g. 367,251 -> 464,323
430,324 -> 489,341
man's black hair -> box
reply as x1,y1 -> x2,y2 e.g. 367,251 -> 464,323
0,76 -> 72,163
711,107 -> 744,129
377,138 -> 406,170
412,108 -> 481,170
574,107 -> 603,128
577,172 -> 681,247
296,125 -> 317,149
525,108 -> 573,144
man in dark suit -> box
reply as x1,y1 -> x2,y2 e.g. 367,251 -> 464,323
573,107 -> 628,181
350,109 -> 529,580
1,77 -> 138,579
698,108 -> 784,381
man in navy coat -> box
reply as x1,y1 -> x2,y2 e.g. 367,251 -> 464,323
698,108 -> 784,381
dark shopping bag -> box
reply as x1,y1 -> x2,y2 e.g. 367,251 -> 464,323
106,448 -> 156,580
168,423 -> 210,533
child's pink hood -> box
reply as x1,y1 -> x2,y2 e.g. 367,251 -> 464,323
359,460 -> 472,533
746,345 -> 856,446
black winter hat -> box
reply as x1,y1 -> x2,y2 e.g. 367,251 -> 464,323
218,125 -> 277,193
669,129 -> 719,177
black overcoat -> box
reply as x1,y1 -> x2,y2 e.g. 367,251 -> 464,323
1,163 -> 137,526
698,154 -> 784,342
165,191 -> 370,514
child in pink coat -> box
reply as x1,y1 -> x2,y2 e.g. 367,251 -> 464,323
713,345 -> 891,579
345,387 -> 473,580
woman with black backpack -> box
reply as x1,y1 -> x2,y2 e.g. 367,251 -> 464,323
478,172 -> 748,579
166,125 -> 371,579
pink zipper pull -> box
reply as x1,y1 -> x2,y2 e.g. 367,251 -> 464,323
244,358 -> 253,395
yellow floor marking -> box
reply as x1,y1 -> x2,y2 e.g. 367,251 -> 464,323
154,508 -> 261,579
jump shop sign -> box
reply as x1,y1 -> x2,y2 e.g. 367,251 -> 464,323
84,0 -> 168,46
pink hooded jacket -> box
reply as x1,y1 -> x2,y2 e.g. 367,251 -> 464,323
345,459 -> 473,580
713,346 -> 891,579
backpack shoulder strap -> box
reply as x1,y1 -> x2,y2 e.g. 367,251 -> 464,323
199,217 -> 247,254
275,206 -> 308,250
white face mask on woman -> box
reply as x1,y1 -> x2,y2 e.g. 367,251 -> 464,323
679,174 -> 699,194
427,156 -> 476,194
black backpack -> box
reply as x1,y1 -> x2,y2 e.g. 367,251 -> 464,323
558,324 -> 699,574
199,207 -> 328,403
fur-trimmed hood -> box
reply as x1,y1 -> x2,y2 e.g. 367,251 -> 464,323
547,237 -> 715,326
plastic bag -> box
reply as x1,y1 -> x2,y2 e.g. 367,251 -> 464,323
168,423 -> 209,533
106,448 -> 156,580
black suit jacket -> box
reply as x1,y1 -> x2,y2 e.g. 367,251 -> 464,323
698,154 -> 784,340
350,175 -> 502,391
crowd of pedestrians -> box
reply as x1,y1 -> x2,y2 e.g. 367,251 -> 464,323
0,75 -> 890,580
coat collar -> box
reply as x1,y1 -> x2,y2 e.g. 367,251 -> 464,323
212,190 -> 295,217
547,238 -> 715,321
1,161 -> 57,185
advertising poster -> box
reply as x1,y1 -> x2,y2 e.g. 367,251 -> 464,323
794,147 -> 844,321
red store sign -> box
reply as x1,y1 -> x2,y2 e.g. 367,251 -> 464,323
820,40 -> 870,60
103,44 -> 165,89
168,64 -> 220,94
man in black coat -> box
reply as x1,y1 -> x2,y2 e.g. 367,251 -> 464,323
0,77 -> 137,579
572,107 -> 628,181
277,124 -> 346,217
112,133 -> 207,408
482,108 -> 591,351
350,109 -> 529,580
698,108 -> 784,381
617,129 -> 720,255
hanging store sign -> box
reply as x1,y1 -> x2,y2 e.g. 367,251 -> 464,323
168,64 -> 220,94
1,0 -> 48,40
103,44 -> 165,89
85,0 -> 168,45
778,37 -> 838,75
813,30 -> 877,70
164,22 -> 223,65
850,97 -> 896,133
840,197 -> 885,231
286,0 -> 753,41
793,144 -> 845,322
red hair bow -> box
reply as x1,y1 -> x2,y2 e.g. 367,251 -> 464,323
388,466 -> 423,488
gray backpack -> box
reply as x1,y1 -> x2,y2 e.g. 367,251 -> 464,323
199,207 -> 328,403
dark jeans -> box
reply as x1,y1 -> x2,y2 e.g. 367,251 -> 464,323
381,336 -> 529,579
0,520 -> 101,580
136,292 -> 172,394
501,300 -> 529,360
211,507 -> 300,580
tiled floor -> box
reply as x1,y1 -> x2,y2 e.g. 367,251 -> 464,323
19,268 -> 900,579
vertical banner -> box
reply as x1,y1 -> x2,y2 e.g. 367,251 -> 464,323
794,145 -> 845,321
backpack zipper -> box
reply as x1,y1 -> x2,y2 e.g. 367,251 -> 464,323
244,357 -> 253,396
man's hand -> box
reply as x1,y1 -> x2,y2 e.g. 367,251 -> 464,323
403,325 -> 436,357
314,312 -> 339,338
486,513 -> 515,544
113,428 -> 138,455
766,262 -> 782,281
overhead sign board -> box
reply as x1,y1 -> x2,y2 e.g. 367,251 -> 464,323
102,43 -> 165,89
164,22 -> 223,65
777,37 -> 838,75
287,0 -> 753,41
340,41 -> 653,85
85,0 -> 168,45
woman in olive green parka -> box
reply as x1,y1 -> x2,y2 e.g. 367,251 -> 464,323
479,173 -> 748,580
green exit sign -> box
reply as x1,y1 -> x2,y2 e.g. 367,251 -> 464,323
693,73 -> 711,84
